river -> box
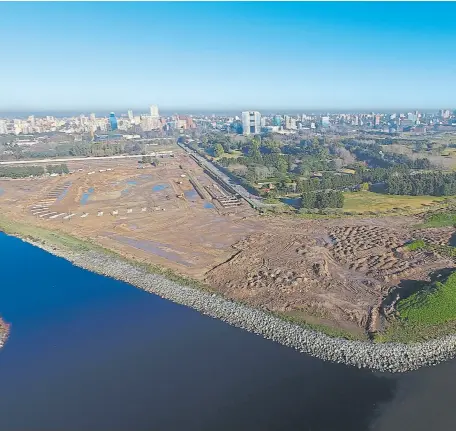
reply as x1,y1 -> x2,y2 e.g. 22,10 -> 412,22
0,232 -> 456,430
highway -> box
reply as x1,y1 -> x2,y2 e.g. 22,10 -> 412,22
177,141 -> 276,209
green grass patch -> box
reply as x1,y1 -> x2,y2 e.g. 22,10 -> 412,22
405,239 -> 426,251
379,271 -> 456,343
416,211 -> 456,228
397,271 -> 456,325
343,191 -> 448,214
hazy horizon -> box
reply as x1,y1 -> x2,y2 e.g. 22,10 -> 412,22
0,107 -> 450,119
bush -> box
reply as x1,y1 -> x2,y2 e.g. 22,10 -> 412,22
405,239 -> 426,251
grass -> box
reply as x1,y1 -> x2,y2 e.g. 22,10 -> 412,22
397,272 -> 456,325
343,191 -> 448,214
405,239 -> 426,251
379,271 -> 456,343
215,150 -> 242,161
415,211 -> 456,228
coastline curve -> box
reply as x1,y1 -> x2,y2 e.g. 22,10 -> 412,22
8,235 -> 456,373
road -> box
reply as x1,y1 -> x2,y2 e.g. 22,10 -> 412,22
177,141 -> 277,209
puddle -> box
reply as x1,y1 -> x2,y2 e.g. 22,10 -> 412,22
80,187 -> 94,205
204,202 -> 215,209
111,235 -> 191,266
57,184 -> 71,201
184,189 -> 199,200
152,184 -> 168,192
0,188 -> 4,196
126,180 -> 137,186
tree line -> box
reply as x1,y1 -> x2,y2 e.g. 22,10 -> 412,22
301,190 -> 344,209
386,172 -> 456,196
0,164 -> 69,178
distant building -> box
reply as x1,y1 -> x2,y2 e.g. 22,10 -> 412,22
108,112 -> 118,131
242,111 -> 261,135
272,115 -> 282,127
127,110 -> 134,121
149,105 -> 160,128
150,105 -> 159,117
321,116 -> 330,127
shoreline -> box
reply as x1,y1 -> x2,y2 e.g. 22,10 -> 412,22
3,231 -> 456,373
0,318 -> 10,350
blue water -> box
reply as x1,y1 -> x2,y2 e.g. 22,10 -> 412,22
126,181 -> 137,186
185,189 -> 199,200
280,197 -> 301,209
204,202 -> 215,209
152,184 -> 168,192
0,232 -> 454,430
80,188 -> 94,205
0,188 -> 4,196
56,183 -> 72,202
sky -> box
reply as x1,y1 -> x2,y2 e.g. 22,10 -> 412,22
1,2 -> 455,113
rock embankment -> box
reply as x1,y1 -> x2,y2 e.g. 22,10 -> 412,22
24,240 -> 456,372
0,317 -> 10,349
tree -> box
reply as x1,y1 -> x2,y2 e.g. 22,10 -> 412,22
214,143 -> 225,158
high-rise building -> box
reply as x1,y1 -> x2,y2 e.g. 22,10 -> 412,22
321,116 -> 330,127
0,120 -> 7,135
242,111 -> 261,135
150,105 -> 159,118
108,112 -> 118,131
128,110 -> 134,121
149,105 -> 160,128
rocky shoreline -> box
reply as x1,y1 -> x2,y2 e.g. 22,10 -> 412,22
0,318 -> 10,349
18,237 -> 456,373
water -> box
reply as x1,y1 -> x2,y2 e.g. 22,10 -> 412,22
152,184 -> 168,192
184,189 -> 199,200
1,232 -> 456,430
280,197 -> 301,209
56,183 -> 71,202
80,187 -> 94,205
204,202 -> 215,209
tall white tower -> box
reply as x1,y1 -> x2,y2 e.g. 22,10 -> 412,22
242,111 -> 261,135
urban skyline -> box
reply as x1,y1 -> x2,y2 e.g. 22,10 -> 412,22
1,2 -> 456,111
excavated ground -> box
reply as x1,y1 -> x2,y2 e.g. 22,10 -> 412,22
0,150 -> 454,337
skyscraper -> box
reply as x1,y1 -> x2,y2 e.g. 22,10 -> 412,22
150,105 -> 159,118
108,112 -> 118,131
128,110 -> 134,121
149,105 -> 160,129
242,111 -> 261,135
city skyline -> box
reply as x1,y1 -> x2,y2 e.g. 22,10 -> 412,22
1,2 -> 456,111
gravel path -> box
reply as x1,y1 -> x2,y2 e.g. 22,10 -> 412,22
23,239 -> 456,373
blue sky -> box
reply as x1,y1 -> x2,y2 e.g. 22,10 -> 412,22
1,2 -> 455,112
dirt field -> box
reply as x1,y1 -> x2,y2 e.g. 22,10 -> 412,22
0,146 -> 455,337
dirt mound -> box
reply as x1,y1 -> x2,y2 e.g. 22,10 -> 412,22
206,221 -> 454,334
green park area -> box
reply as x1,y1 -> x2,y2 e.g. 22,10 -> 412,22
342,191 -> 447,214
380,271 -> 456,343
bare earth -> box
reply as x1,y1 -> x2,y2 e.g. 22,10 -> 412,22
0,147 -> 454,336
